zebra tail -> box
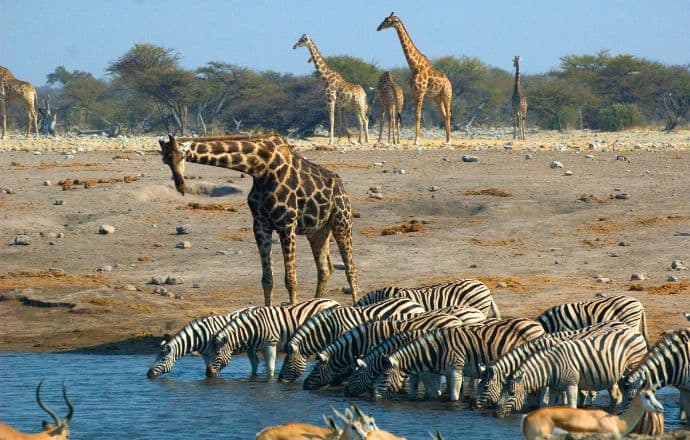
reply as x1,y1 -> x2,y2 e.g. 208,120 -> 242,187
490,297 -> 501,319
640,308 -> 650,348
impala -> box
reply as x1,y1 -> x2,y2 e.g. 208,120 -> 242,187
0,381 -> 73,440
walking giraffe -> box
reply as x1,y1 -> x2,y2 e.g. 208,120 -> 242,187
159,134 -> 360,305
376,72 -> 404,144
293,34 -> 369,145
512,56 -> 528,140
0,66 -> 39,138
376,13 -> 452,145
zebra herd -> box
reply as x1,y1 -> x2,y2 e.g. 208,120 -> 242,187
147,279 -> 690,436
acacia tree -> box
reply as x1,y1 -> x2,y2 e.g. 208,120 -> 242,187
107,44 -> 194,134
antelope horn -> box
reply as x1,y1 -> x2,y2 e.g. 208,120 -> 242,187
63,381 -> 74,423
36,380 -> 61,426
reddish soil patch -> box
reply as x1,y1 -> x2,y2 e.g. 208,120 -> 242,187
361,220 -> 429,237
463,188 -> 512,197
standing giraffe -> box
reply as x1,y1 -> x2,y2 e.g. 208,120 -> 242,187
293,34 -> 369,145
0,66 -> 39,138
159,134 -> 360,306
376,13 -> 452,145
376,71 -> 404,144
512,56 -> 528,140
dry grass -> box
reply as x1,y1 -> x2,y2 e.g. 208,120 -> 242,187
463,188 -> 512,197
635,281 -> 690,295
576,218 -> 626,234
137,256 -> 155,262
361,220 -> 430,237
471,237 -> 523,247
0,270 -> 108,289
633,215 -> 689,227
219,229 -> 253,241
182,202 -> 240,213
57,175 -> 139,190
317,162 -> 370,170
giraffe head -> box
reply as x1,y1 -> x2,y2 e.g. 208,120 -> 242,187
376,12 -> 400,31
513,56 -> 521,69
293,34 -> 311,50
159,134 -> 189,195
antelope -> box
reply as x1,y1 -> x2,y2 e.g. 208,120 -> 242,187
520,389 -> 663,440
255,417 -> 342,440
0,381 -> 73,440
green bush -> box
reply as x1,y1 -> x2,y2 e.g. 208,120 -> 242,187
596,103 -> 641,131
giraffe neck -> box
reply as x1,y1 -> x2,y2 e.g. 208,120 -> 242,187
514,62 -> 522,93
183,140 -> 277,176
305,41 -> 342,84
392,22 -> 431,72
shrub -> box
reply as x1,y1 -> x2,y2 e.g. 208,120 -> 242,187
596,103 -> 641,131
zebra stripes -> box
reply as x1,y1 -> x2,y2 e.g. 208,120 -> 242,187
206,298 -> 339,378
303,311 -> 467,390
376,318 -> 545,401
496,327 -> 648,417
355,279 -> 500,318
277,297 -> 425,383
621,326 -> 690,423
146,307 -> 256,378
474,321 -> 630,409
536,295 -> 648,345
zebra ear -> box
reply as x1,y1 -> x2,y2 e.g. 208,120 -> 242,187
317,352 -> 329,363
356,358 -> 367,369
384,356 -> 399,368
288,342 -> 299,354
514,372 -> 525,384
478,363 -> 486,375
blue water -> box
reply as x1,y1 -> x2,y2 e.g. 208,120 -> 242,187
0,353 -> 682,439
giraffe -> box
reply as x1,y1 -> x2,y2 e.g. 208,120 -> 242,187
375,71 -> 404,144
293,34 -> 369,145
377,12 -> 452,145
0,66 -> 39,138
512,56 -> 528,140
159,134 -> 360,306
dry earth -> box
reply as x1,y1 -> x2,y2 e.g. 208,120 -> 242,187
0,129 -> 688,353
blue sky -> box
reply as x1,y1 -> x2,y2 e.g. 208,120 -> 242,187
2,0 -> 689,86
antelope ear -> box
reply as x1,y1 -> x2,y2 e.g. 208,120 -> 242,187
323,415 -> 338,431
356,358 -> 367,368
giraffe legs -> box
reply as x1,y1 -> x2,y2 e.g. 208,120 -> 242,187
253,220 -> 274,306
331,223 -> 358,304
377,106 -> 385,143
0,92 -> 6,139
307,227 -> 333,298
327,99 -> 336,145
413,91 -> 425,146
278,226 -> 298,305
358,103 -> 369,144
434,95 -> 452,144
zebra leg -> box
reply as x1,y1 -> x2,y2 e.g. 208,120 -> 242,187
565,384 -> 579,408
539,387 -> 551,407
679,388 -> 689,423
608,384 -> 622,412
247,346 -> 260,376
264,341 -> 278,377
420,373 -> 441,400
447,368 -> 463,402
407,374 -> 421,400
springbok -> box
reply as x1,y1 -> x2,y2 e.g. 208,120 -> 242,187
520,389 -> 663,440
0,381 -> 73,440
255,416 -> 342,440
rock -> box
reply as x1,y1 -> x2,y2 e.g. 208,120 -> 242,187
153,287 -> 170,296
666,275 -> 678,282
122,285 -> 137,291
342,287 -> 352,295
584,154 -> 594,159
392,168 -> 406,174
53,200 -> 64,206
619,241 -> 630,247
192,281 -> 201,288
176,224 -> 192,235
14,235 -> 30,245
368,186 -> 381,194
615,154 -> 626,161
462,155 -> 478,163
99,224 -> 115,234
630,273 -> 647,281
45,231 -> 58,239
148,276 -> 165,285
614,193 -> 629,200
671,260 -> 688,270
428,185 -> 441,192
334,262 -> 346,270
524,153 -> 533,160
96,265 -> 112,273
589,142 -> 600,149
496,282 -> 508,288
610,252 -> 620,257
369,192 -> 384,200
48,241 -> 55,245
153,242 -> 163,247
595,277 -> 612,284
550,160 -> 564,169
373,162 -> 384,167
564,170 -> 573,176
56,232 -> 64,239
165,275 -> 184,285
43,180 -> 51,186
33,151 -> 42,155
176,241 -> 191,249
469,263 -> 478,268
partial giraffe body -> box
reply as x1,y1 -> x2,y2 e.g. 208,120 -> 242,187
293,34 -> 369,145
0,65 -> 38,138
159,134 -> 359,306
512,56 -> 528,140
206,298 -> 339,378
376,13 -> 452,145
376,72 -> 404,144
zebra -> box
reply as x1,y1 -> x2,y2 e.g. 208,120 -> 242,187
376,318 -> 546,401
146,306 -> 257,378
303,311 -> 468,391
473,321 -> 630,410
536,295 -> 648,346
205,298 -> 339,378
354,279 -> 500,318
277,297 -> 425,383
345,329 -> 433,398
495,327 -> 648,417
620,326 -> 690,424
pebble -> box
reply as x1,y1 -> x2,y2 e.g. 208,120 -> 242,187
369,193 -> 384,200
615,154 -> 626,161
33,151 -> 42,155
550,160 -> 564,169
630,273 -> 647,281
666,275 -> 678,282
584,154 -> 594,159
122,285 -> 137,291
555,145 -> 568,152
48,241 -> 55,246
369,186 -> 381,194
99,224 -> 115,234
671,260 -> 688,270
45,231 -> 58,239
149,276 -> 165,285
216,250 -> 228,256
589,142 -> 600,150
342,287 -> 352,295
619,241 -> 630,247
524,153 -> 533,160
614,193 -> 629,200
153,242 -> 163,247
96,265 -> 112,273
392,168 -> 406,174
43,180 -> 51,186
373,162 -> 384,167
14,235 -> 30,245
165,275 -> 184,285
153,286 -> 170,296
469,263 -> 478,268
496,282 -> 508,288
610,252 -> 620,257
334,262 -> 346,270
428,185 -> 441,192
564,170 -> 573,176
176,224 -> 192,235
57,232 -> 64,239
595,277 -> 613,284
176,241 -> 191,249
192,281 -> 201,288
53,200 -> 64,205
462,155 -> 478,163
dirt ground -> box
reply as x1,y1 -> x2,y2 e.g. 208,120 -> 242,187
0,129 -> 688,353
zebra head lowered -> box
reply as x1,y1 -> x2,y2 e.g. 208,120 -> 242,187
474,364 -> 502,410
374,355 -> 407,400
206,334 -> 239,378
278,342 -> 308,383
147,336 -> 176,378
495,371 -> 527,417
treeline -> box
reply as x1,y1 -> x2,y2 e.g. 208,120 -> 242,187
19,44 -> 690,136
